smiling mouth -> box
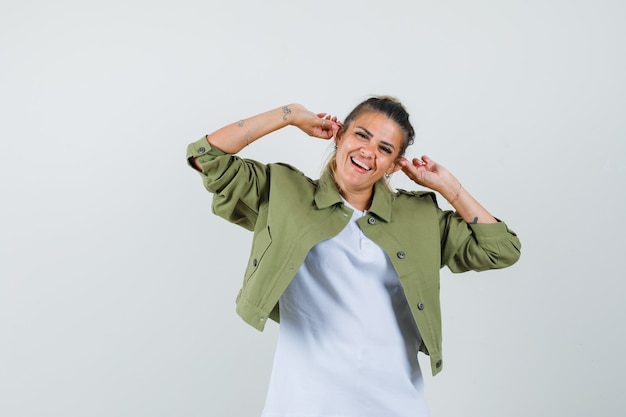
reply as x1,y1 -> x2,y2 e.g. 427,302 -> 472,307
350,157 -> 371,171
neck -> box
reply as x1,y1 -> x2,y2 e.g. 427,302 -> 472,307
339,188 -> 373,212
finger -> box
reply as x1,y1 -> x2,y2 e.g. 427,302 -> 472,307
399,167 -> 420,184
397,157 -> 410,167
412,157 -> 425,167
421,155 -> 436,167
398,158 -> 418,176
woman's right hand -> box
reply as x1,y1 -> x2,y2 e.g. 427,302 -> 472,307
201,103 -> 341,155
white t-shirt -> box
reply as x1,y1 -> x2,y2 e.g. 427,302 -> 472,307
261,202 -> 429,417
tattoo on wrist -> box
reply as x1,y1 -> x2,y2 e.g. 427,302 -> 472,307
471,217 -> 479,224
237,120 -> 244,127
282,106 -> 292,121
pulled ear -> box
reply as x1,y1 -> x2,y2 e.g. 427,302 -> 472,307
334,128 -> 343,147
387,160 -> 403,175
336,126 -> 344,137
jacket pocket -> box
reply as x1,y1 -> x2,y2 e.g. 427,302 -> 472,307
243,226 -> 272,284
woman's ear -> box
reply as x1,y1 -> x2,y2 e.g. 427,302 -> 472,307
334,127 -> 344,147
387,159 -> 404,175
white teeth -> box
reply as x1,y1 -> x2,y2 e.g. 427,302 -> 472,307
351,157 -> 371,171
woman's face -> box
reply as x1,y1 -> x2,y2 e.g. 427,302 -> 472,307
334,111 -> 404,196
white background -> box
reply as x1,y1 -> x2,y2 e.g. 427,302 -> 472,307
1,0 -> 624,416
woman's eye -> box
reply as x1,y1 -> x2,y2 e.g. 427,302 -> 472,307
356,132 -> 368,139
380,146 -> 392,154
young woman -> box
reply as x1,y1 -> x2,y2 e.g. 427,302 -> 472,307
187,97 -> 521,417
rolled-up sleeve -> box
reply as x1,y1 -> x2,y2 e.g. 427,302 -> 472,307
186,137 -> 269,231
440,211 -> 521,273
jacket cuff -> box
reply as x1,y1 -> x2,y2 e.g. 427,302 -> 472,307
186,136 -> 229,170
186,136 -> 228,157
468,220 -> 516,243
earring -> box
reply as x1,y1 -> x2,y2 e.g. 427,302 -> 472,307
384,173 -> 390,179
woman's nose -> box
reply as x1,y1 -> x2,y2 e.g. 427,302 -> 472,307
360,142 -> 375,157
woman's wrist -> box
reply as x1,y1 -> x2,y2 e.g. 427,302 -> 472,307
446,183 -> 463,204
440,178 -> 462,204
282,103 -> 304,127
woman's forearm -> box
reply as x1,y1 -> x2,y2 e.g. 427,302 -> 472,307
443,183 -> 498,224
188,103 -> 337,172
205,104 -> 299,154
398,156 -> 498,225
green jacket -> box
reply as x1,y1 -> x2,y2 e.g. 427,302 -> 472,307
187,137 -> 521,376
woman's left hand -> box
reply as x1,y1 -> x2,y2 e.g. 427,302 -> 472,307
398,155 -> 498,223
398,155 -> 460,201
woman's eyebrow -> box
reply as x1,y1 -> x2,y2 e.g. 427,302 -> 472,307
355,126 -> 373,137
380,140 -> 396,150
355,126 -> 396,150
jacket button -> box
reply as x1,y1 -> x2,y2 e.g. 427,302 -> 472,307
198,146 -> 206,154
397,251 -> 406,259
417,302 -> 425,310
368,217 -> 376,225
436,359 -> 442,368
252,259 -> 258,267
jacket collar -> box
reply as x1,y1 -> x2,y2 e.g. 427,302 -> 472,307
314,169 -> 393,222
